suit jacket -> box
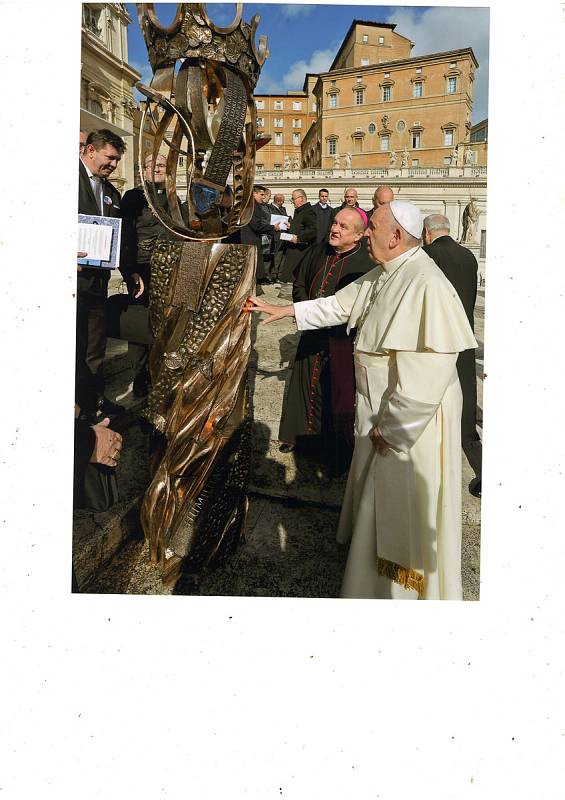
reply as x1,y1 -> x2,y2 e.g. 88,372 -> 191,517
240,201 -> 276,274
423,235 -> 478,331
78,159 -> 122,291
279,201 -> 317,281
313,202 -> 336,244
268,202 -> 289,252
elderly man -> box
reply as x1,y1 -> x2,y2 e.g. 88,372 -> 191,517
372,185 -> 394,209
77,128 -> 126,421
278,208 -> 373,473
279,189 -> 317,283
423,213 -> 482,497
249,201 -> 476,600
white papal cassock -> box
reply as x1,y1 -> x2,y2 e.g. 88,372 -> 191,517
293,246 -> 478,600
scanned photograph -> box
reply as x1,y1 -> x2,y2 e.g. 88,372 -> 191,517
73,3 -> 488,600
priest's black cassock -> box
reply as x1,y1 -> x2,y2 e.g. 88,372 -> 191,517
278,240 -> 373,471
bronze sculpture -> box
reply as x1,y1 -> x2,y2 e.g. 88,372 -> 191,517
135,3 -> 269,585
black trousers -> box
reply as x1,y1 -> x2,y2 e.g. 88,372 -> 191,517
75,272 -> 109,413
457,348 -> 482,479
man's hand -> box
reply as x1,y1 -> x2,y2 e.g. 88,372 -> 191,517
369,426 -> 392,456
90,417 -> 123,467
290,234 -> 298,244
244,296 -> 294,325
129,273 -> 145,299
274,223 -> 281,232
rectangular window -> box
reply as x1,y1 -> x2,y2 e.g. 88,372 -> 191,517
378,36 -> 385,45
443,157 -> 451,165
274,163 -> 281,171
412,132 -> 421,148
312,101 -> 317,112
412,158 -> 419,167
256,117 -> 264,128
275,133 -> 283,145
416,67 -> 422,74
274,118 -> 283,127
355,89 -> 364,105
444,129 -> 454,146
362,34 -> 369,43
256,99 -> 264,109
293,133 -> 301,145
328,140 -> 337,155
380,135 -> 389,151
328,94 -> 337,109
256,163 -> 263,171
413,81 -> 423,98
361,58 -> 369,67
292,119 -> 301,128
274,100 -> 283,110
354,137 -> 362,153
382,86 -> 391,102
292,100 -> 302,110
480,230 -> 487,259
448,77 -> 457,94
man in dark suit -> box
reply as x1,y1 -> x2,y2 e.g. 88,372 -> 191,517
279,189 -> 317,283
423,213 -> 482,497
240,185 -> 281,284
267,192 -> 288,281
77,128 -> 126,420
312,188 -> 336,244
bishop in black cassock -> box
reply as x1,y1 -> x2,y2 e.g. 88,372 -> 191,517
278,208 -> 373,472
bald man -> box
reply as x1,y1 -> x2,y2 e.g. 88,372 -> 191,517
372,185 -> 394,209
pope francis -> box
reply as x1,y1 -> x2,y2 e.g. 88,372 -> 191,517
248,200 -> 477,600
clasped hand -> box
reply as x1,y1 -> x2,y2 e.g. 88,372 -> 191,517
369,426 -> 392,456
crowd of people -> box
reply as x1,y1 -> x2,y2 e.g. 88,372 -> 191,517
74,128 -> 483,600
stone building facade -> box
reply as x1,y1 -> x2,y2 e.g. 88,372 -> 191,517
253,91 -> 316,174
253,19 -> 485,173
80,3 -> 141,190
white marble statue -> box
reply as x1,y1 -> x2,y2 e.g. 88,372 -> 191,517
344,152 -> 352,169
389,150 -> 397,166
401,147 -> 409,168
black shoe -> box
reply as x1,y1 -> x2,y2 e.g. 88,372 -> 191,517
279,442 -> 295,453
97,397 -> 125,418
257,278 -> 270,285
468,477 -> 481,498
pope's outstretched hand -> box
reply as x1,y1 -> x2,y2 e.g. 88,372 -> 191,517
245,296 -> 295,325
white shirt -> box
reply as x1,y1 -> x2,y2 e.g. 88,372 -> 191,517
80,158 -> 104,215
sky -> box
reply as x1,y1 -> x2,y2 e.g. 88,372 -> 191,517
125,3 -> 489,123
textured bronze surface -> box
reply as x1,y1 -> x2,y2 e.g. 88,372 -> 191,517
141,242 -> 257,582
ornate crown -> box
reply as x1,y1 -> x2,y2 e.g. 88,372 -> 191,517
137,3 -> 269,90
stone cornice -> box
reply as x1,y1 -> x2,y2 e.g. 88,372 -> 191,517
81,29 -> 141,83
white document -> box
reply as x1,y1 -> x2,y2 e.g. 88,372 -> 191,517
280,232 -> 295,242
270,214 -> 290,230
77,221 -> 113,261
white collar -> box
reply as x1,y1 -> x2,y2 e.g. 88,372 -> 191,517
81,158 -> 100,182
381,245 -> 420,274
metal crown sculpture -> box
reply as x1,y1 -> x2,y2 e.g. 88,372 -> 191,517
136,2 -> 269,241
